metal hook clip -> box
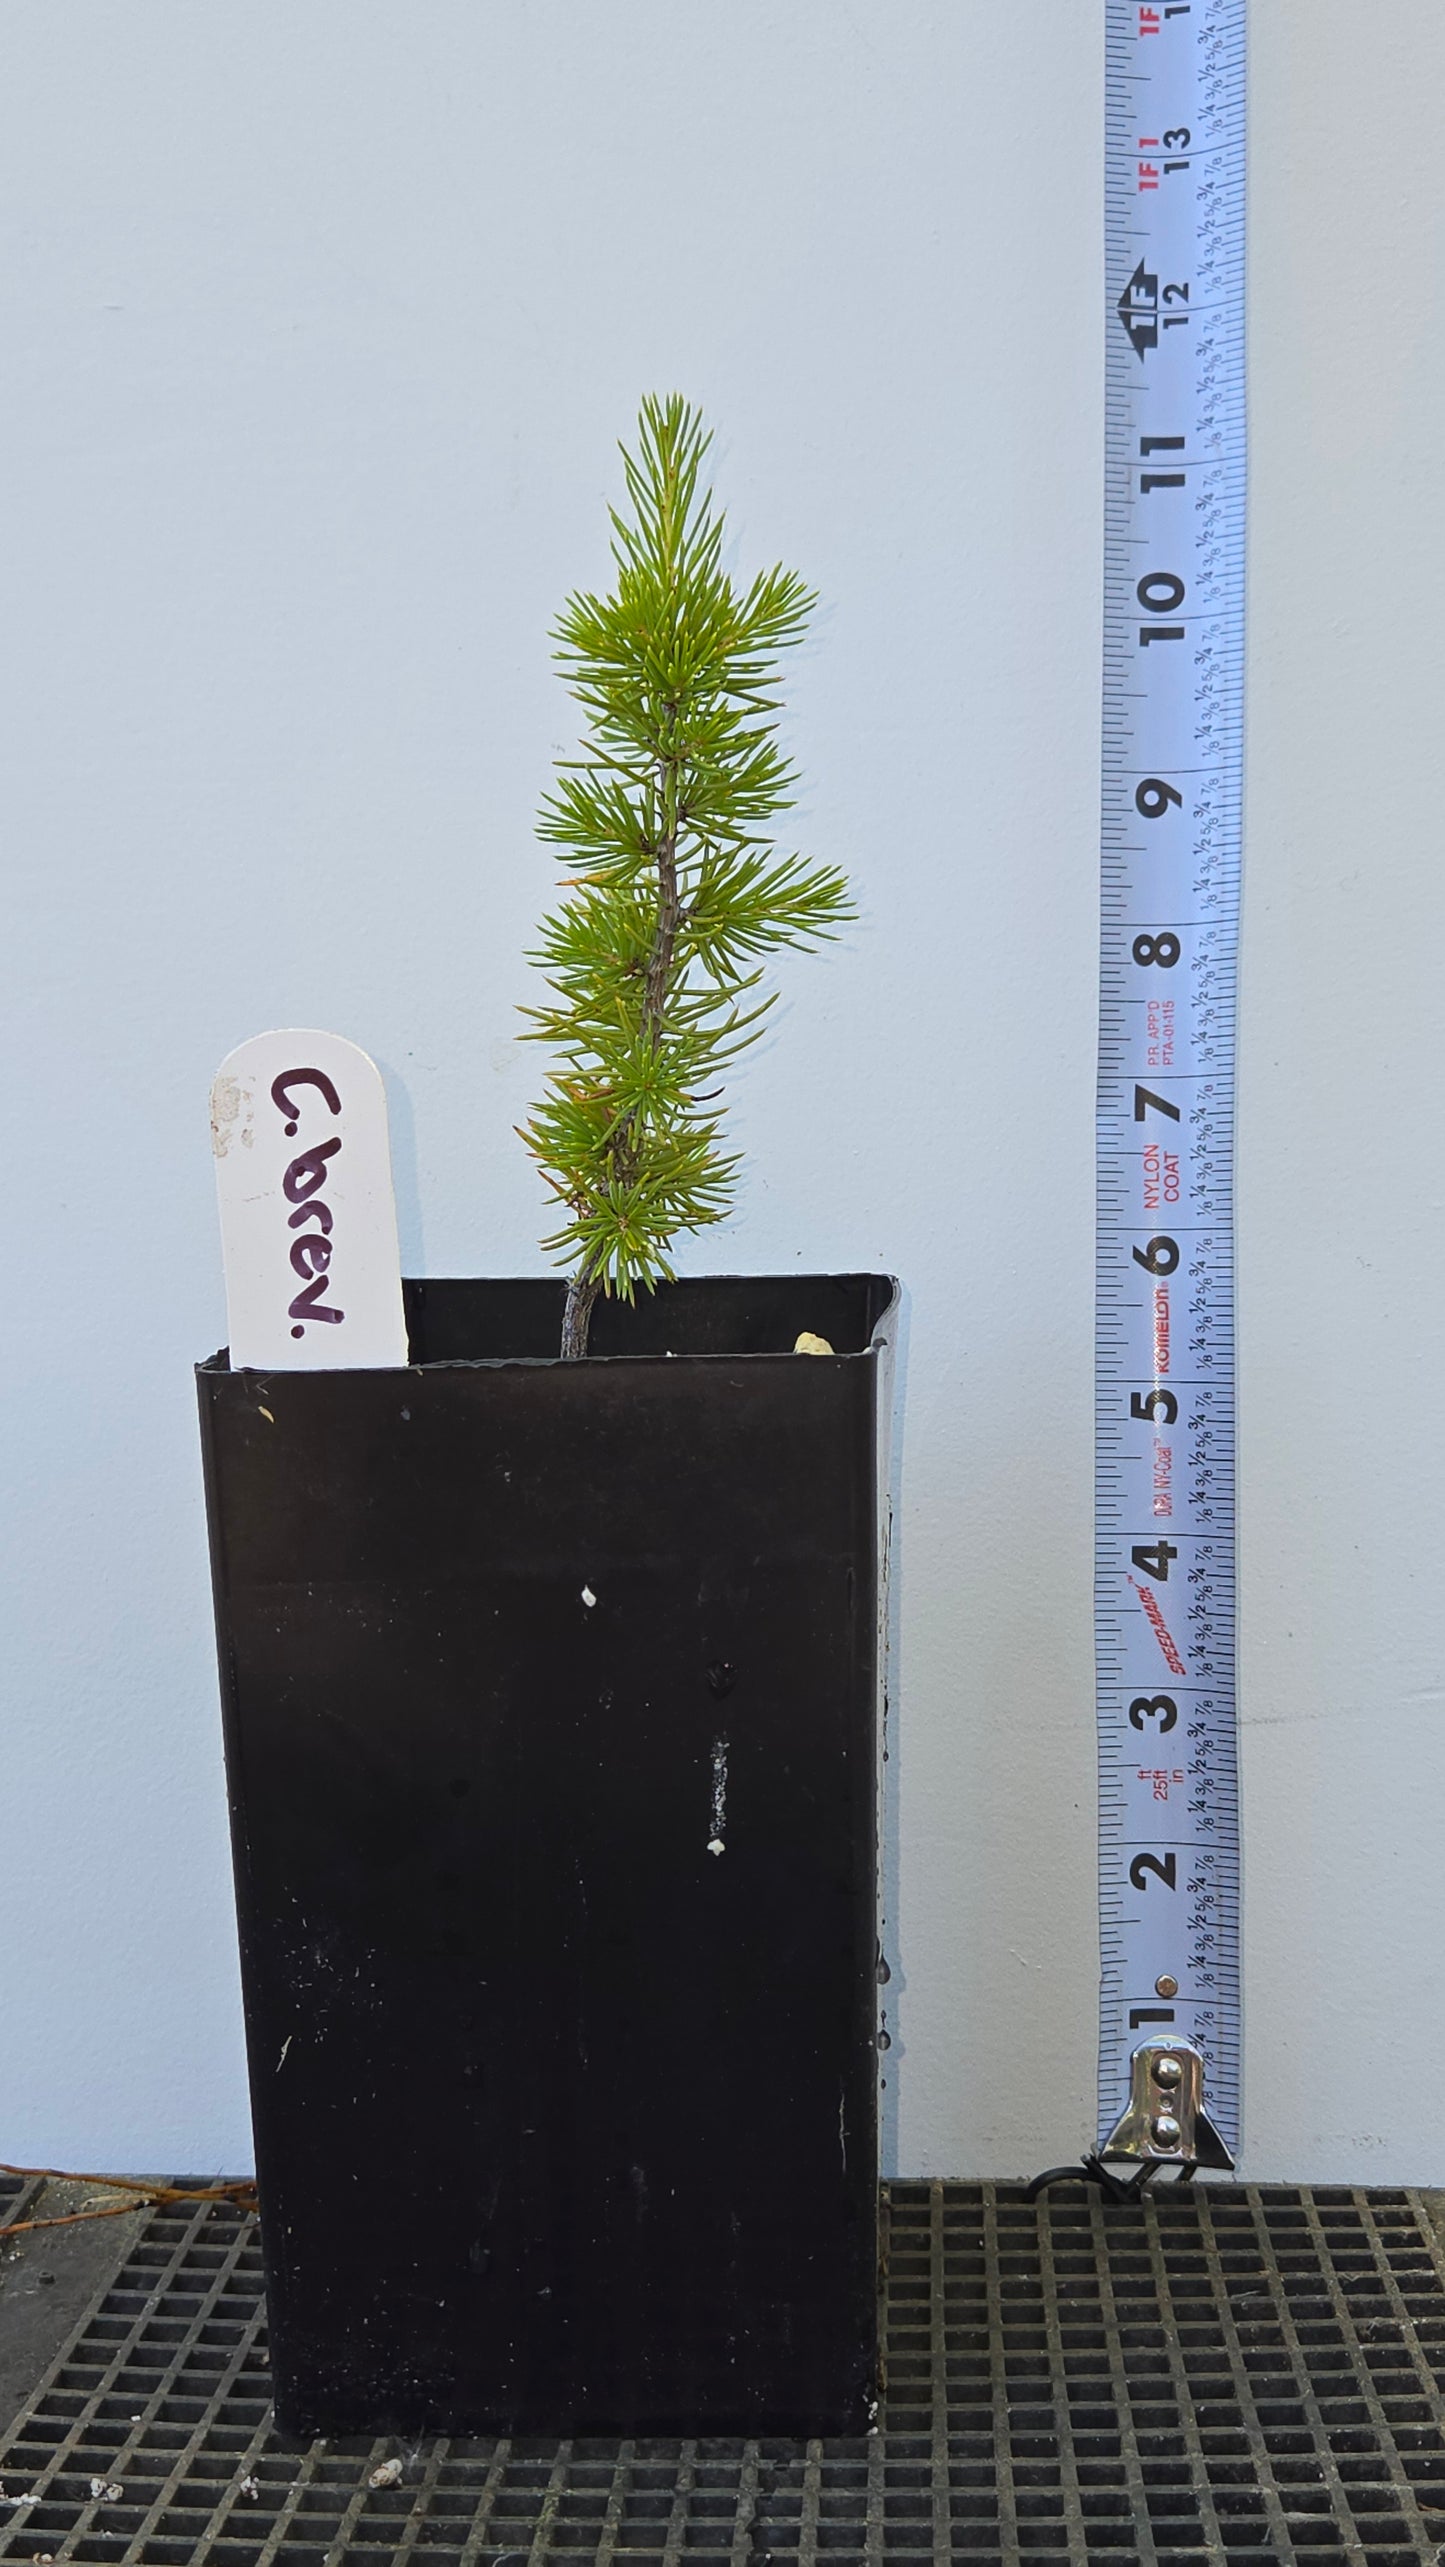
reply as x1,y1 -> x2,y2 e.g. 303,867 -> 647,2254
1025,2040 -> 1233,2204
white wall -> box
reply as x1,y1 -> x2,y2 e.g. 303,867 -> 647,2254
4,2 -> 1442,2185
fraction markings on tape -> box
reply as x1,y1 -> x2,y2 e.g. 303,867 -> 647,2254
1096,0 -> 1244,2157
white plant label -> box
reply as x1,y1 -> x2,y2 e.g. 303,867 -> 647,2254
210,1030 -> 407,1370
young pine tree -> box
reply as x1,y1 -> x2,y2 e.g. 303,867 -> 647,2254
519,396 -> 853,1358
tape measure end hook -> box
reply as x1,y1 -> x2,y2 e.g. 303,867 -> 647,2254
1098,2036 -> 1235,2173
1026,2038 -> 1236,2204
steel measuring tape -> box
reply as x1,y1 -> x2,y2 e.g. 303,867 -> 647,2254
1094,0 -> 1244,2174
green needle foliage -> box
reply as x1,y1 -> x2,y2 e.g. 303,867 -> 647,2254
518,395 -> 853,1358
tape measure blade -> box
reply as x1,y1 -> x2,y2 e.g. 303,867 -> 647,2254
1096,0 -> 1244,2161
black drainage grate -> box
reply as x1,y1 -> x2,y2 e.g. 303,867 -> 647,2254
2,2181 -> 1445,2562
0,2179 -> 41,2231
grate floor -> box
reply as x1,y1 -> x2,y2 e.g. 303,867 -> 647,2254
2,2181 -> 1445,2564
0,2178 -> 40,2231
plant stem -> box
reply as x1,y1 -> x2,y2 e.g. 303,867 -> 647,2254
560,731 -> 681,1361
560,1268 -> 602,1360
643,727 -> 682,1036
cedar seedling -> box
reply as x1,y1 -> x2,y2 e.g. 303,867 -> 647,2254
519,395 -> 852,1358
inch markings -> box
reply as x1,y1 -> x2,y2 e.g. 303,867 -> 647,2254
1096,0 -> 1244,2159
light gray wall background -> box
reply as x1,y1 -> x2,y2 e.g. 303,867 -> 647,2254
5,2 -> 1442,2184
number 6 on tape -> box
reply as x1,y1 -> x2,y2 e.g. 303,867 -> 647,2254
210,1029 -> 407,1371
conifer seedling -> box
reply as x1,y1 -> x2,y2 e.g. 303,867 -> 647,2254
519,396 -> 853,1358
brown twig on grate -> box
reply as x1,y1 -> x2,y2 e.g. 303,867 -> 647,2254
0,2162 -> 257,2239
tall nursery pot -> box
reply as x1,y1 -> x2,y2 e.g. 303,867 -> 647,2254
198,1272 -> 898,2439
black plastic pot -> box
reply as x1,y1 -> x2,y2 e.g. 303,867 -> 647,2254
197,1273 -> 898,2438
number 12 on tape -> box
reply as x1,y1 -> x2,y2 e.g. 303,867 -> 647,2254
210,1030 -> 407,1371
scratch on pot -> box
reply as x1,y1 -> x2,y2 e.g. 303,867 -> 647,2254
839,2086 -> 847,2173
277,2034 -> 293,2072
581,1584 -> 597,1608
258,1406 -> 275,1425
707,1735 -> 729,1855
